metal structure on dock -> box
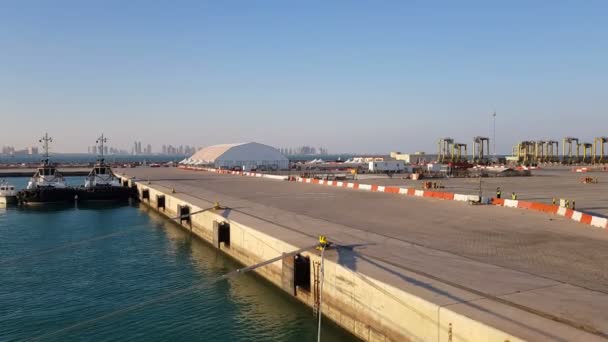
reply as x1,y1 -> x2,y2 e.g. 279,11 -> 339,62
472,136 -> 490,164
437,137 -> 454,163
512,139 -> 559,164
593,137 -> 608,164
437,138 -> 469,163
452,142 -> 468,163
578,142 -> 593,163
562,137 -> 579,164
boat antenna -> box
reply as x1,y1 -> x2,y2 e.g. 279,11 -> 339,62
39,133 -> 52,165
96,133 -> 107,163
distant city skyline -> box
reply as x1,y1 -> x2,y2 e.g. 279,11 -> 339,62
1,140 -> 196,156
1,2 -> 607,154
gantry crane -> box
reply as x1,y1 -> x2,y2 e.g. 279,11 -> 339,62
534,140 -> 546,163
515,141 -> 535,164
578,142 -> 593,163
545,140 -> 559,163
472,136 -> 490,164
562,137 -> 579,164
452,143 -> 467,162
513,140 -> 558,164
437,137 -> 454,163
593,137 -> 608,164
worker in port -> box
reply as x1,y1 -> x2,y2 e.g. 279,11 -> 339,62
511,192 -> 517,200
496,187 -> 502,199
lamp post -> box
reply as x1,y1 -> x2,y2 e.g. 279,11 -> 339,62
492,111 -> 497,160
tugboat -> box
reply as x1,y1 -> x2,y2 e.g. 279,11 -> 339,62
0,180 -> 17,205
17,133 -> 76,205
74,134 -> 132,202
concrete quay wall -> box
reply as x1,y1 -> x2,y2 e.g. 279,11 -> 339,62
121,175 -> 577,342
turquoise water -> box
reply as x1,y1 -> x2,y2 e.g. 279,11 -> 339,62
0,178 -> 356,342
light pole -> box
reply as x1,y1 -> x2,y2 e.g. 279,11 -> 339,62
492,111 -> 497,160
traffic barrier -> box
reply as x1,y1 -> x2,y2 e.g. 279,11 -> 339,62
385,186 -> 400,194
467,195 -> 480,202
591,216 -> 608,228
359,184 -> 372,191
454,194 -> 469,202
516,201 -> 535,210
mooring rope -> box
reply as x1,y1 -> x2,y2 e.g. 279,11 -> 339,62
317,246 -> 326,342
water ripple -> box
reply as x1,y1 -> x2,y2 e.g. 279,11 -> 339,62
0,196 -> 355,342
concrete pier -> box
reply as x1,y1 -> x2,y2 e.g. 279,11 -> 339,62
117,167 -> 608,341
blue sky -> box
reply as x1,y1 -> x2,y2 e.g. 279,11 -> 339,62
1,1 -> 606,154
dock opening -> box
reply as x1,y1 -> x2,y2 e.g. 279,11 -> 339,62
141,188 -> 150,201
213,221 -> 230,248
177,204 -> 191,225
282,253 -> 311,296
294,254 -> 311,292
156,195 -> 165,210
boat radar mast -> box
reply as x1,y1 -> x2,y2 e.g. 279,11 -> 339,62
39,133 -> 53,165
96,133 -> 107,163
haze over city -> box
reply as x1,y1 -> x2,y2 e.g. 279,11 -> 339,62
1,1 -> 607,154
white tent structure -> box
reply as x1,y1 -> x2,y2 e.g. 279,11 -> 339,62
184,142 -> 289,170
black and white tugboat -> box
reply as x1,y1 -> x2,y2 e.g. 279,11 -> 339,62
17,133 -> 75,205
74,134 -> 132,202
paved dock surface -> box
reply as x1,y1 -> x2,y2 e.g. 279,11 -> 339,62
118,167 -> 608,339
355,167 -> 608,216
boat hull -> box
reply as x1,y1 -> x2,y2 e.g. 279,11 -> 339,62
74,186 -> 133,202
17,188 -> 76,204
0,196 -> 17,205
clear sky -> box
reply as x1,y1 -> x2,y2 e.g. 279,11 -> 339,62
1,1 -> 606,154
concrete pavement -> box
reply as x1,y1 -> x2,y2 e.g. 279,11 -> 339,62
118,167 -> 608,340
355,166 -> 608,216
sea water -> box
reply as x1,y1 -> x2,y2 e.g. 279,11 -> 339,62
0,178 -> 355,342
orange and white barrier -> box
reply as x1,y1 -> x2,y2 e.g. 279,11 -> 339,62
292,177 -> 607,230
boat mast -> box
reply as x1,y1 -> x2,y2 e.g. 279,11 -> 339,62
96,133 -> 107,163
39,133 -> 52,165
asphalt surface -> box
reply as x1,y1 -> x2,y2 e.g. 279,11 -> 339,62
355,166 -> 608,216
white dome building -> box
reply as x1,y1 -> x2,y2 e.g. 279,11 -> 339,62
184,142 -> 289,171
